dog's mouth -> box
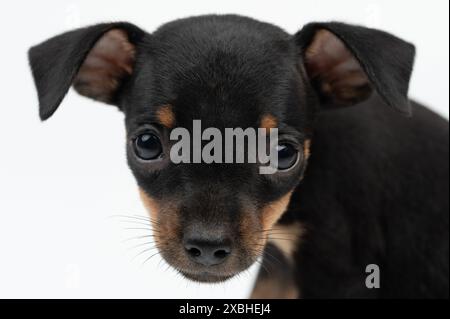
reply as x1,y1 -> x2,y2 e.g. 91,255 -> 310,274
162,248 -> 260,283
179,270 -> 236,283
159,246 -> 262,283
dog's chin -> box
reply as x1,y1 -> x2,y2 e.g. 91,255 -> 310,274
179,270 -> 236,283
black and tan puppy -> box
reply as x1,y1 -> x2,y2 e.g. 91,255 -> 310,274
28,15 -> 449,298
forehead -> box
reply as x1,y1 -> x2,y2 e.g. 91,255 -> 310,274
127,72 -> 307,132
125,19 -> 308,130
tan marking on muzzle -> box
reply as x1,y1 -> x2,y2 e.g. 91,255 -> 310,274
261,192 -> 293,232
138,187 -> 181,250
156,104 -> 175,128
139,188 -> 159,220
269,222 -> 305,262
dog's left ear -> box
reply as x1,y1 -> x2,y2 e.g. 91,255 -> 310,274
295,22 -> 415,115
28,22 -> 146,120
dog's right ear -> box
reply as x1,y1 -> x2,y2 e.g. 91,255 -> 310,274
28,22 -> 146,120
295,22 -> 415,116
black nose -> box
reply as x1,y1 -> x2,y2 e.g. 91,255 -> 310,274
184,237 -> 232,266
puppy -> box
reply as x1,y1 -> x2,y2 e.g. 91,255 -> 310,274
28,15 -> 449,298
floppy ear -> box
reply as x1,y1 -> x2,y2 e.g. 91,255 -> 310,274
28,22 -> 146,120
295,22 -> 415,116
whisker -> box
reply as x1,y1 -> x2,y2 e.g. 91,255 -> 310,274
114,214 -> 161,225
254,231 -> 295,237
117,219 -> 153,226
121,226 -> 160,232
132,214 -> 152,220
254,228 -> 284,233
157,257 -> 166,270
257,237 -> 294,242
254,229 -> 295,236
123,227 -> 154,231
110,214 -> 161,227
254,258 -> 271,276
249,247 -> 284,269
132,246 -> 159,261
265,237 -> 295,241
121,234 -> 155,243
132,214 -> 160,225
263,251 -> 285,268
142,251 -> 161,266
109,214 -> 151,222
128,241 -> 159,250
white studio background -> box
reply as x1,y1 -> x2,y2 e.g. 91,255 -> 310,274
0,0 -> 448,298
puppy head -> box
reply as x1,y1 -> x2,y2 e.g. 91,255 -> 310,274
29,15 -> 414,282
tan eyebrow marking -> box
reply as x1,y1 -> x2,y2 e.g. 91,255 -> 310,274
156,104 -> 175,128
304,139 -> 312,160
260,191 -> 293,231
260,114 -> 278,130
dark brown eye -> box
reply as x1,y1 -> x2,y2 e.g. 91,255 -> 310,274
134,133 -> 163,160
277,143 -> 299,170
